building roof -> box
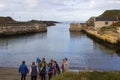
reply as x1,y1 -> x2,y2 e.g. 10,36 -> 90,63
95,17 -> 117,21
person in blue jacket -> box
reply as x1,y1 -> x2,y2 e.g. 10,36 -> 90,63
19,61 -> 29,80
36,57 -> 41,70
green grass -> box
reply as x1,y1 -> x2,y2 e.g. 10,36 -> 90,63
100,26 -> 118,31
98,21 -> 120,34
113,21 -> 120,26
99,10 -> 120,17
51,71 -> 120,80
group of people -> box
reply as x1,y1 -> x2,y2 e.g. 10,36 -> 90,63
19,57 -> 69,80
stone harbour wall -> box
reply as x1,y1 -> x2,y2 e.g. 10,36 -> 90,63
0,23 -> 47,35
69,23 -> 83,31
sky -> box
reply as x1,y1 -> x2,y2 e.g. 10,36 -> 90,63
0,0 -> 120,22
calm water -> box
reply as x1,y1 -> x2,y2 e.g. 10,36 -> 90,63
0,23 -> 120,71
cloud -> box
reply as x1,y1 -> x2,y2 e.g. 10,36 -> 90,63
24,0 -> 39,9
89,0 -> 95,8
108,0 -> 120,4
0,0 -> 120,21
63,0 -> 78,7
0,2 -> 5,11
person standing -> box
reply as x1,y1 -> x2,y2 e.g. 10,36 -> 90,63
54,61 -> 61,74
29,62 -> 38,80
39,63 -> 46,80
19,61 -> 29,80
36,57 -> 41,64
61,59 -> 65,73
64,58 -> 69,72
36,57 -> 41,70
39,57 -> 47,80
48,63 -> 54,80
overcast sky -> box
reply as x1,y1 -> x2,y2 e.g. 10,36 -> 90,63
0,0 -> 120,21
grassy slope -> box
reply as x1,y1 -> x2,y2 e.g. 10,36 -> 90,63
52,71 -> 120,80
99,10 -> 120,17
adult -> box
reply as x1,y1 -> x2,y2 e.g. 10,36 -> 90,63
29,62 -> 38,80
36,57 -> 41,70
41,58 -> 46,65
48,63 -> 54,80
19,61 -> 29,80
39,57 -> 47,80
64,58 -> 69,72
40,58 -> 47,69
39,63 -> 46,80
36,57 -> 41,64
54,61 -> 61,74
51,59 -> 56,76
61,59 -> 65,73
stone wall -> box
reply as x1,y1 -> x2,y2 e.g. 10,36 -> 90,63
69,23 -> 83,31
0,23 -> 47,35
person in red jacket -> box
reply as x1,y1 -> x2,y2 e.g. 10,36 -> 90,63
48,63 -> 54,80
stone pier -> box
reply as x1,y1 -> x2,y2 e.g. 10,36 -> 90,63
69,23 -> 83,31
0,23 -> 47,35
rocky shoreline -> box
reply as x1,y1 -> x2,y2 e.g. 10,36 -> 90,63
69,23 -> 120,52
69,10 -> 120,52
0,17 -> 58,36
82,29 -> 120,51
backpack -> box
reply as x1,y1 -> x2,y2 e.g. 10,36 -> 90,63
40,66 -> 46,75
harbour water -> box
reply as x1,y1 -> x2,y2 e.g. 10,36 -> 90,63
0,23 -> 120,71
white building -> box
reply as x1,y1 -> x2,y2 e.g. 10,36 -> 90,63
93,17 -> 118,29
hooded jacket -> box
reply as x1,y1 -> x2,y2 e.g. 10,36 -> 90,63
19,64 -> 29,76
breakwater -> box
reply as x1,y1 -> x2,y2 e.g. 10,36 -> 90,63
0,22 -> 47,36
69,23 -> 83,31
0,16 -> 58,36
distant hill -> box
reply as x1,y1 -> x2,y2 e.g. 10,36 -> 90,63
99,10 -> 120,17
0,16 -> 58,27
